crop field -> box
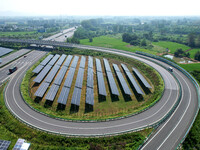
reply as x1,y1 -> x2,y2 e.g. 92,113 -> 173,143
80,35 -> 157,55
152,41 -> 190,53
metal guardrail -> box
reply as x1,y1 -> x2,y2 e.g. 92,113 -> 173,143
135,51 -> 200,149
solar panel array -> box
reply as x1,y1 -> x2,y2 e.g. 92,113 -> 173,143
57,87 -> 70,105
45,65 -> 60,83
0,47 -> 13,57
55,54 -> 67,66
86,56 -> 94,105
33,65 -> 52,83
132,67 -> 152,89
113,64 -> 132,96
64,68 -> 76,88
0,140 -> 11,150
35,82 -> 50,97
71,88 -> 82,106
40,54 -> 54,66
70,56 -> 79,68
104,59 -> 119,96
53,66 -> 68,85
45,84 -> 59,101
121,64 -> 144,95
63,55 -> 73,67
79,56 -> 86,69
48,54 -> 60,66
32,64 -> 44,74
96,58 -> 107,96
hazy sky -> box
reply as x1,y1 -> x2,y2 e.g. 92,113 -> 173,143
1,0 -> 200,16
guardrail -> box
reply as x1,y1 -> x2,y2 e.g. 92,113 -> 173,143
135,51 -> 200,149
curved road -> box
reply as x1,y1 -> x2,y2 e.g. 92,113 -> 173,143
3,46 -> 199,149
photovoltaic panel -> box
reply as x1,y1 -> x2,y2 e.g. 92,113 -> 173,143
64,67 -> 76,88
87,68 -> 93,88
96,72 -> 107,96
45,65 -> 60,83
45,84 -> 59,101
75,68 -> 84,89
79,56 -> 86,69
106,72 -> 119,96
132,67 -> 152,89
121,63 -> 130,72
70,55 -> 79,68
57,87 -> 70,105
63,55 -> 73,67
71,87 -> 82,106
95,58 -> 102,72
53,66 -> 68,85
88,56 -> 93,68
48,54 -> 60,66
32,64 -> 44,74
55,54 -> 67,66
103,58 -> 111,72
40,54 -> 54,66
33,65 -> 52,83
34,82 -> 50,97
86,87 -> 94,105
114,70 -> 132,95
0,47 -> 13,57
126,71 -> 144,95
0,140 -> 11,150
112,64 -> 121,72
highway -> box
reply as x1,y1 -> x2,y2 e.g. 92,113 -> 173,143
0,39 -> 199,149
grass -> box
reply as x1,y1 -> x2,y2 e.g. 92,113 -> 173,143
152,41 -> 190,54
0,82 -> 153,150
80,34 -> 157,55
179,63 -> 200,72
188,48 -> 200,59
21,48 -> 164,121
0,31 -> 36,37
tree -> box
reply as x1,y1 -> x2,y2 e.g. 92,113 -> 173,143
140,39 -> 147,46
188,33 -> 196,47
89,38 -> 93,42
194,51 -> 200,61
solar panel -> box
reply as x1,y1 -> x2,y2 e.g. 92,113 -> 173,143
126,71 -> 144,95
95,58 -> 102,72
75,68 -> 85,89
0,47 -> 13,57
71,87 -> 82,106
32,64 -> 44,74
40,54 -> 54,66
64,67 -> 76,88
63,55 -> 73,67
121,63 -> 130,72
45,65 -> 60,83
106,72 -> 120,96
88,56 -> 93,68
113,64 -> 121,72
103,58 -> 111,72
53,66 -> 68,85
86,87 -> 94,105
48,54 -> 60,66
45,84 -> 59,101
70,56 -> 79,68
34,82 -> 50,97
57,87 -> 70,105
96,72 -> 107,96
132,67 -> 152,89
79,56 -> 86,69
87,68 -> 94,88
0,140 -> 11,150
55,54 -> 67,66
33,65 -> 52,83
115,70 -> 132,95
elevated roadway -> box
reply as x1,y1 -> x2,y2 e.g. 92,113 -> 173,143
0,38 -> 199,149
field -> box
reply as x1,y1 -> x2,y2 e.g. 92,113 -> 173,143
188,48 -> 200,59
0,31 -> 36,37
21,48 -> 164,121
179,63 -> 200,72
152,41 -> 190,53
80,34 -> 158,55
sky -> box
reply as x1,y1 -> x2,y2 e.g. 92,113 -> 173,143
1,0 -> 200,16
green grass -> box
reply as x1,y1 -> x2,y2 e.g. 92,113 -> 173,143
188,48 -> 200,59
0,82 -> 152,150
0,31 -> 36,37
179,63 -> 200,72
80,34 -> 157,55
152,41 -> 190,53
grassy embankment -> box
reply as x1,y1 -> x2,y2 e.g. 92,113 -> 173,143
0,82 -> 152,150
21,48 -> 164,121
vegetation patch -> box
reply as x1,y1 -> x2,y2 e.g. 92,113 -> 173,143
21,48 -> 164,121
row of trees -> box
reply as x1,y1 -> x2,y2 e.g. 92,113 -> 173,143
174,48 -> 190,58
122,33 -> 148,46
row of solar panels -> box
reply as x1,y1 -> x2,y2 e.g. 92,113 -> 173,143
33,54 -> 151,107
0,47 -> 13,57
